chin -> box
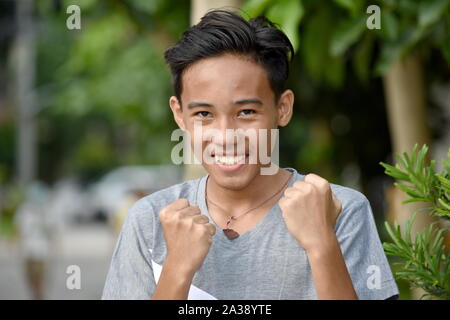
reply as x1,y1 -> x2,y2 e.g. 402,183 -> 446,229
203,162 -> 261,191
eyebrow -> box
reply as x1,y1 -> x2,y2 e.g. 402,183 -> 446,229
187,102 -> 213,109
235,99 -> 263,106
187,99 -> 263,109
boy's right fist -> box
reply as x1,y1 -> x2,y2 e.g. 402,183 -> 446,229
159,198 -> 216,276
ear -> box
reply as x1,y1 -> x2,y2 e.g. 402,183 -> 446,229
169,96 -> 186,130
277,89 -> 294,127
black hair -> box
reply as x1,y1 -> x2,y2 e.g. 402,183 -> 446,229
164,9 -> 294,104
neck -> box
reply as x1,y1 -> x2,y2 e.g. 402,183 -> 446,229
206,167 -> 292,212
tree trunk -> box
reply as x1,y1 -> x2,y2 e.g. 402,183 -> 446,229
14,0 -> 37,187
184,0 -> 242,181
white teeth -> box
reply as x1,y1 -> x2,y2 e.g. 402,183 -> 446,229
215,155 -> 245,165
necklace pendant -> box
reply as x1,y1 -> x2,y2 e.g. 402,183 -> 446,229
223,228 -> 239,240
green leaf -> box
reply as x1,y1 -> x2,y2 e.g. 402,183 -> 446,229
431,228 -> 444,253
395,182 -> 423,199
405,212 -> 417,244
241,0 -> 274,18
330,17 -> 366,56
386,221 -> 412,254
436,174 -> 450,190
353,34 -> 374,83
385,222 -> 401,247
380,10 -> 399,41
324,54 -> 345,88
265,0 -> 304,52
128,0 -> 160,14
379,161 -> 410,181
63,0 -> 97,11
402,197 -> 431,204
375,29 -> 424,75
438,197 -> 450,210
301,9 -> 332,83
419,0 -> 450,28
333,0 -> 364,17
374,43 -> 397,74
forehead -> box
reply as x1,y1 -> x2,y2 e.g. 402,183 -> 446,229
180,53 -> 274,103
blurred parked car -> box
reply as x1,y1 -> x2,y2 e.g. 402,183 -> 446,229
86,165 -> 183,223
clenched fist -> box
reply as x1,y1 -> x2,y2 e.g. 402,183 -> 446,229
159,199 -> 216,276
278,173 -> 342,253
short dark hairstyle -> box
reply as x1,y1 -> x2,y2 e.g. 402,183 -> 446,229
164,9 -> 294,104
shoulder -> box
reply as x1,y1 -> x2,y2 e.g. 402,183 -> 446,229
327,183 -> 374,238
330,182 -> 369,211
293,170 -> 369,210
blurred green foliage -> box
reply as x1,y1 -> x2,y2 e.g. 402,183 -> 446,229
243,0 -> 450,84
0,184 -> 23,239
33,0 -> 190,182
242,0 -> 448,190
0,0 -> 448,191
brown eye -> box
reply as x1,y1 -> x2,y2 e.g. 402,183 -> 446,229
195,111 -> 212,118
238,109 -> 256,116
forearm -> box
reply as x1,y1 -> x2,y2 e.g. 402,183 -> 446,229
151,258 -> 194,300
305,233 -> 358,300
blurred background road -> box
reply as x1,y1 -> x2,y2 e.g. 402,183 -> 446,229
0,165 -> 182,299
0,224 -> 114,299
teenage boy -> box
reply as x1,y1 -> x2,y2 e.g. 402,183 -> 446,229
102,9 -> 399,300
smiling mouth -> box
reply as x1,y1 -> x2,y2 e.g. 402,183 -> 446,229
214,154 -> 247,165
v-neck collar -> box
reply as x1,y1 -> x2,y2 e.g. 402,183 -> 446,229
196,168 -> 298,248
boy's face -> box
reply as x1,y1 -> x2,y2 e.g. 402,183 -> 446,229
170,53 -> 293,190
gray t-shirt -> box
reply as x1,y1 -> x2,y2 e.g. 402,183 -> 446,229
102,168 -> 399,300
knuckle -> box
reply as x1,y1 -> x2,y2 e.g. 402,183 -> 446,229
318,179 -> 329,190
305,173 -> 329,188
303,183 -> 313,192
159,207 -> 173,222
179,207 -> 193,217
174,214 -> 184,226
305,173 -> 319,181
284,187 -> 294,195
175,198 -> 189,208
179,198 -> 189,205
187,205 -> 200,212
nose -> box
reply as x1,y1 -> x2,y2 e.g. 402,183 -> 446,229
208,117 -> 240,155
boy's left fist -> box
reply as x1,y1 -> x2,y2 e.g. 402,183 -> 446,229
278,173 -> 342,252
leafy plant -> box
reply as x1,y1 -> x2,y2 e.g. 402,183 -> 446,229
380,144 -> 450,299
242,0 -> 450,84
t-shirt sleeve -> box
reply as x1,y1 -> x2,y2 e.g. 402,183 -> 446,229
333,194 -> 399,300
102,198 -> 156,299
